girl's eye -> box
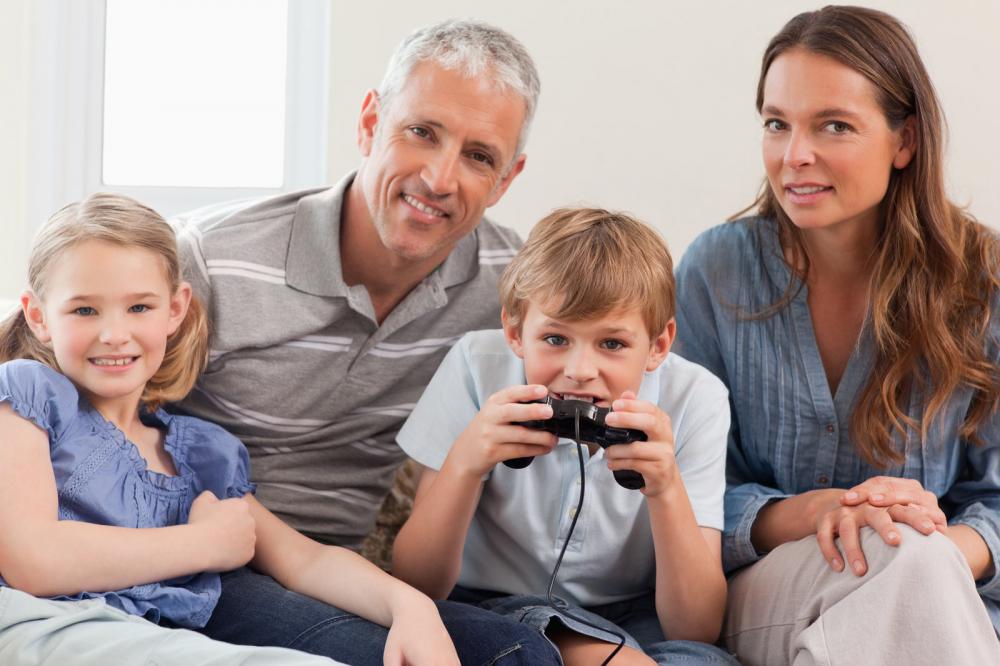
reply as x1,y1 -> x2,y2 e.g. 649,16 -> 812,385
129,304 -> 150,313
73,306 -> 96,316
600,339 -> 626,351
542,334 -> 567,347
763,118 -> 787,132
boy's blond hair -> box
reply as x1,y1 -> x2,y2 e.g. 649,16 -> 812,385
500,208 -> 675,337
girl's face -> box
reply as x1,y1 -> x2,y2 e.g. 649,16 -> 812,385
23,240 -> 191,416
760,48 -> 915,236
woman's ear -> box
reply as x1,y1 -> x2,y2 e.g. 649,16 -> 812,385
501,308 -> 525,359
893,115 -> 917,170
20,290 -> 51,344
167,282 -> 192,337
645,319 -> 676,372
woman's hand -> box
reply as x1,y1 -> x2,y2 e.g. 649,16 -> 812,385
840,476 -> 947,533
815,501 -> 938,576
382,593 -> 460,666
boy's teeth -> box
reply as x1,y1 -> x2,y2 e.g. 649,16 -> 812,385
93,357 -> 133,366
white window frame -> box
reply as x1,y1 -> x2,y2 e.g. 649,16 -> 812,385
28,0 -> 330,226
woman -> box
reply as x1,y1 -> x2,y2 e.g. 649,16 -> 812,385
674,6 -> 1000,665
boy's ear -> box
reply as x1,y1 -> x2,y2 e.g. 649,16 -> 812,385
645,318 -> 675,372
167,282 -> 193,337
501,308 -> 525,358
20,290 -> 52,344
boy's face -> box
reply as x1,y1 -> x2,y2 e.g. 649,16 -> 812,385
503,300 -> 674,407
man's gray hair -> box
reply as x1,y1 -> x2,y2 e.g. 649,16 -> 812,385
378,19 -> 541,157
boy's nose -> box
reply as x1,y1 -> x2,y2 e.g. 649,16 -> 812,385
563,349 -> 598,383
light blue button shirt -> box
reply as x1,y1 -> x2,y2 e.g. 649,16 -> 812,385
674,217 -> 1000,632
397,329 -> 729,607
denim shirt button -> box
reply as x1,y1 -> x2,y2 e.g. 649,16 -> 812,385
825,424 -> 835,434
817,474 -> 830,485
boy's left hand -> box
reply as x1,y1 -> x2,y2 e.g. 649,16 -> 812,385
603,390 -> 679,497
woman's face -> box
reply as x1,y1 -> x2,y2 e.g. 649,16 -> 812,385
761,48 -> 914,236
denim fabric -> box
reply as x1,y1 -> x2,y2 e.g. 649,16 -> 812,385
674,217 -> 1000,632
0,360 -> 255,628
450,587 -> 739,665
197,568 -> 561,665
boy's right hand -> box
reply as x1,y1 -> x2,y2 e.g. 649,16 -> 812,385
448,384 -> 558,477
187,490 -> 257,571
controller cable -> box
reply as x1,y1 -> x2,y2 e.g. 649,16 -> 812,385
542,408 -> 627,665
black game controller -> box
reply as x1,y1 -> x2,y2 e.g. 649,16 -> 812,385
504,396 -> 647,489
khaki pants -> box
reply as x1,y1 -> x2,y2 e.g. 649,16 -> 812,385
723,526 -> 1000,666
0,587 -> 340,666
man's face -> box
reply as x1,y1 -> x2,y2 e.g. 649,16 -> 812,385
356,61 -> 526,266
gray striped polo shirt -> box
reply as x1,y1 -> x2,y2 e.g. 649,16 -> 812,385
171,172 -> 522,549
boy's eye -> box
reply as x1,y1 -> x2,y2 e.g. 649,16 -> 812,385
600,339 -> 626,351
129,304 -> 150,313
73,306 -> 97,316
542,334 -> 567,347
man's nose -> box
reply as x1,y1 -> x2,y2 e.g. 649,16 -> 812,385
421,147 -> 460,196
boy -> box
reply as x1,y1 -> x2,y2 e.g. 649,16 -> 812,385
393,208 -> 736,665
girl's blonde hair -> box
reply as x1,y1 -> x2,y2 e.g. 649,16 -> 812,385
500,207 -> 674,338
0,193 -> 209,410
741,6 -> 1000,466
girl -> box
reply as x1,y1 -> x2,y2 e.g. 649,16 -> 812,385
0,193 -> 459,665
674,6 -> 1000,665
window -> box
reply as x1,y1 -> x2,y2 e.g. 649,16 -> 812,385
29,0 -> 330,224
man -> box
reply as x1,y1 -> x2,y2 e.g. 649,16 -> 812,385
174,19 -> 558,665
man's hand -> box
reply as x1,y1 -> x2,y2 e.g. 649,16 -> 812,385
447,384 -> 558,478
603,390 -> 679,497
187,490 -> 256,572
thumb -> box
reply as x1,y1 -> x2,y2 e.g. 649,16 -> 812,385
196,490 -> 219,503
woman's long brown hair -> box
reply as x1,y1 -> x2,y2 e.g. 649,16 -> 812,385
742,6 -> 1000,466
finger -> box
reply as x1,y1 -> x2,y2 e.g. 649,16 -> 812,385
496,400 -> 554,423
196,490 -> 219,502
887,504 -> 937,536
494,425 -> 559,448
815,514 -> 845,572
837,513 -> 868,576
604,408 -> 661,435
866,505 -> 901,547
490,384 -> 548,406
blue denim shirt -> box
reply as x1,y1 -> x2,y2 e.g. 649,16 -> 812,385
674,217 -> 1000,631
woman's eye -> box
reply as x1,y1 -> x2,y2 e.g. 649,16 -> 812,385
129,304 -> 149,313
542,335 -> 567,346
825,121 -> 852,134
73,306 -> 96,316
601,339 -> 625,351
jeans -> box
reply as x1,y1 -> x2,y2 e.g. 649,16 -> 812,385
450,586 -> 740,665
197,568 -> 561,666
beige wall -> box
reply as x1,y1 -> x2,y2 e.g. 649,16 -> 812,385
3,0 -> 999,300
0,0 -> 31,301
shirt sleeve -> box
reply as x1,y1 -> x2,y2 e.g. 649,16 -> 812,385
0,359 -> 80,448
942,317 -> 1000,600
397,334 -> 483,470
171,217 -> 213,313
177,416 -> 256,498
675,230 -> 790,573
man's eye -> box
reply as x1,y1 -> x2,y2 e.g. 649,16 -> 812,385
409,126 -> 430,139
601,339 -> 625,351
542,335 -> 567,346
129,304 -> 150,313
469,151 -> 494,167
73,307 -> 96,316
763,118 -> 787,132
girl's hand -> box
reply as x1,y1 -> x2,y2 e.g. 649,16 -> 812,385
840,476 -> 947,533
603,391 -> 678,498
187,490 -> 256,571
382,594 -> 460,666
815,501 -> 936,576
448,385 -> 557,478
